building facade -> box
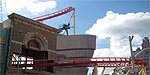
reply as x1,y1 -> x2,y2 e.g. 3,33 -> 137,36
0,13 -> 96,75
133,37 -> 150,75
1,13 -> 59,74
56,35 -> 96,75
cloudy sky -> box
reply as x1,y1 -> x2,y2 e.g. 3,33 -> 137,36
1,0 -> 150,74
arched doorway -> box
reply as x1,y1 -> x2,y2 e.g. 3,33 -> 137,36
22,39 -> 48,59
21,33 -> 51,72
22,39 -> 48,71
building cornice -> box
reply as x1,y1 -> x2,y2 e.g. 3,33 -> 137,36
8,13 -> 59,34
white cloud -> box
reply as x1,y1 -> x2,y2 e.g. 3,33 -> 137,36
86,11 -> 150,57
86,11 -> 150,39
6,0 -> 56,15
86,11 -> 150,61
93,36 -> 131,57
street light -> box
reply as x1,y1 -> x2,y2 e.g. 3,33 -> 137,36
129,36 -> 135,68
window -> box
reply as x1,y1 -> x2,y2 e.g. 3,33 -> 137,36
27,40 -> 40,50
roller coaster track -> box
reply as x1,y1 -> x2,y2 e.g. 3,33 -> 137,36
12,57 -> 145,67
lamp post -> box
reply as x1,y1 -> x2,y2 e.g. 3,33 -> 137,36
129,36 -> 135,68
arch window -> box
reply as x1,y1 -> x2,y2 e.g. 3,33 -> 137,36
27,40 -> 40,50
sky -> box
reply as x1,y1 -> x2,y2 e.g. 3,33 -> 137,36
1,0 -> 150,74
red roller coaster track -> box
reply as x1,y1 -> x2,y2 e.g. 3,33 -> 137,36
33,6 -> 76,35
33,7 -> 75,22
12,57 -> 145,68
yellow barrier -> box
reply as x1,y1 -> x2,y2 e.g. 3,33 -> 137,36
138,65 -> 147,75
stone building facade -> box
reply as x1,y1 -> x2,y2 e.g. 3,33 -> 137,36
56,35 -> 96,75
133,37 -> 150,75
1,13 -> 59,74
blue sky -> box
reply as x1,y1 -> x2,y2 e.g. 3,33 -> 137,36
56,0 -> 150,33
2,0 -> 150,74
3,0 -> 149,34
55,0 -> 150,49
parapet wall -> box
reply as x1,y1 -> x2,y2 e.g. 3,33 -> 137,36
57,35 -> 96,50
56,35 -> 96,58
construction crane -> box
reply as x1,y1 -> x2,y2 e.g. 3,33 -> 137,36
33,7 -> 76,35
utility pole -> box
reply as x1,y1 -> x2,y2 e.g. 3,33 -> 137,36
129,36 -> 135,68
